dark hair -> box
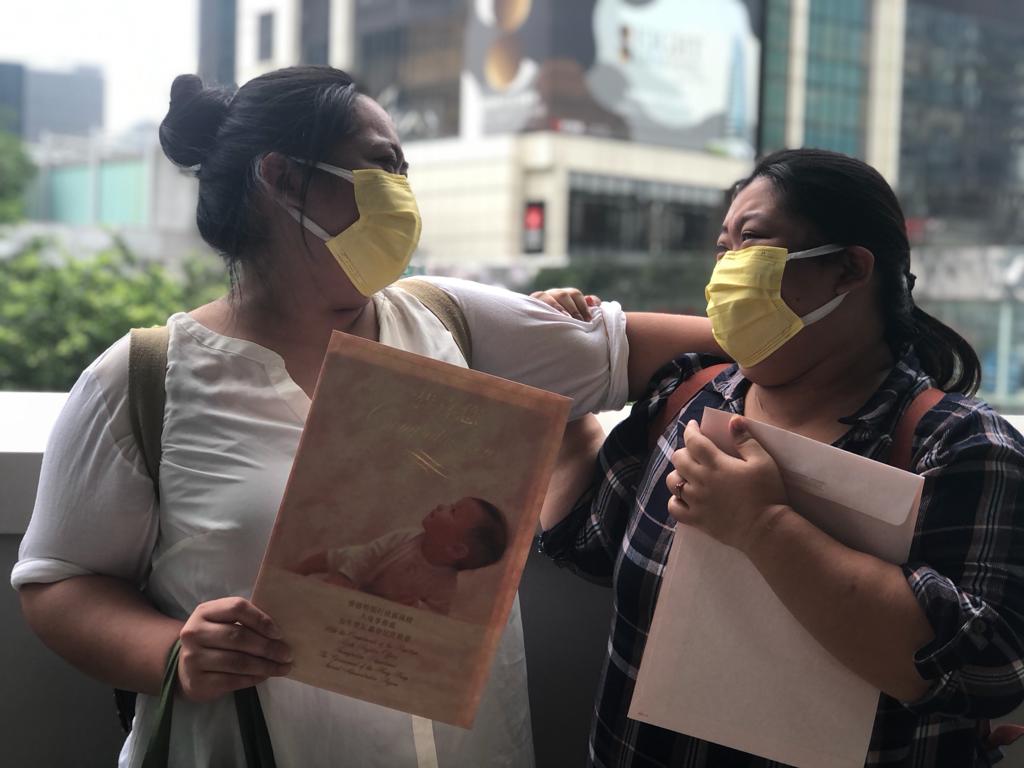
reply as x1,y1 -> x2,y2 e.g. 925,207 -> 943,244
159,67 -> 363,280
461,498 -> 509,570
735,148 -> 981,395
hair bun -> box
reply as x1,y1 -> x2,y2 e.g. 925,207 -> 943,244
159,74 -> 231,168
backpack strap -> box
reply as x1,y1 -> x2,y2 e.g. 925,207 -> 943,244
888,386 -> 944,472
648,364 -> 731,451
396,278 -> 473,367
123,324 -> 277,765
128,326 -> 170,497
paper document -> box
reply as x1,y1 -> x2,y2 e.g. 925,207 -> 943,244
251,332 -> 570,727
628,406 -> 924,768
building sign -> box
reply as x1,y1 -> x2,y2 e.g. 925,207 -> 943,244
462,0 -> 762,159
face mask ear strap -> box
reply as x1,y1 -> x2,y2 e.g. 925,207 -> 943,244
279,203 -> 333,241
787,243 -> 847,261
800,292 -> 847,325
258,156 -> 337,241
287,155 -> 355,183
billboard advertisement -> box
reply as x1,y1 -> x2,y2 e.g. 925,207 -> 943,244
462,0 -> 763,158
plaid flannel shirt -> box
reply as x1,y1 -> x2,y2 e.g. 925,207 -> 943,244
539,350 -> 1024,768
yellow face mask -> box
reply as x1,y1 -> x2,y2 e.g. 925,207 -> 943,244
282,161 -> 422,297
705,243 -> 847,368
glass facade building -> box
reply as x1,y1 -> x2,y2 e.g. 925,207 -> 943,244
198,0 -> 238,86
355,0 -> 466,142
758,0 -> 791,154
802,0 -> 870,158
899,0 -> 1024,246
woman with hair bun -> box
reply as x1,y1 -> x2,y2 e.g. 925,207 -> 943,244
541,148 -> 1024,767
12,67 -> 718,767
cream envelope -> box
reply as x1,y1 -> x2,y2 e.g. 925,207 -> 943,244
628,406 -> 924,768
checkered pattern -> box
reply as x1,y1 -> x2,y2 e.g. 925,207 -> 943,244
539,350 -> 1024,767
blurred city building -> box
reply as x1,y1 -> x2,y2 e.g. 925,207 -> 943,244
199,0 -> 239,86
0,62 -> 104,142
232,0 -> 761,287
0,59 -> 208,262
14,127 -> 207,262
232,0 -> 1024,402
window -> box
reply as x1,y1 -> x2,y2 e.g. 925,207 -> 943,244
258,12 -> 274,62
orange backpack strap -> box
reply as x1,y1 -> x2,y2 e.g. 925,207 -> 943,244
888,387 -> 944,471
648,364 -> 731,451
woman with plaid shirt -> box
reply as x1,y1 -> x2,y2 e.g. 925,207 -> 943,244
540,149 -> 1024,767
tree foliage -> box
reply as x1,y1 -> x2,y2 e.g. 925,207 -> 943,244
518,255 -> 712,315
0,239 -> 227,391
0,129 -> 35,223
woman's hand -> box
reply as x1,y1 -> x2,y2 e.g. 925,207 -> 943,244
530,287 -> 601,320
177,597 -> 293,703
665,416 -> 789,553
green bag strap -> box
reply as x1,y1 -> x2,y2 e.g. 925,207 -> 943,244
129,326 -> 171,498
140,639 -> 183,768
127,325 -> 277,767
396,278 -> 473,367
234,687 -> 278,768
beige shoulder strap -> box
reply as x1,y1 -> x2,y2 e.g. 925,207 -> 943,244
395,278 -> 473,367
128,326 -> 170,498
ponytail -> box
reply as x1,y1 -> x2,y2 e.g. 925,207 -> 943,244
908,307 -> 981,395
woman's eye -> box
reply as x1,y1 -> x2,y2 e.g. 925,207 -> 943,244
740,231 -> 760,241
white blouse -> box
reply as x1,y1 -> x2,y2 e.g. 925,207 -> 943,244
12,278 -> 629,768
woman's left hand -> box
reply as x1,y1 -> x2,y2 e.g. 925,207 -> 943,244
665,416 -> 790,553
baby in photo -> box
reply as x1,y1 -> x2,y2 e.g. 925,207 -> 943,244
292,496 -> 508,615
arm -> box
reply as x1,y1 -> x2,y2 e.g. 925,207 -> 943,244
668,413 -> 1024,713
421,277 -> 631,418
20,575 -> 182,695
19,577 -> 292,703
540,413 -> 606,531
745,507 -> 934,701
624,313 -> 722,401
531,287 -> 725,401
13,354 -> 291,705
537,393 -> 655,585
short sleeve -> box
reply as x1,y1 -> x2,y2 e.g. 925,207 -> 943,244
11,337 -> 160,590
422,277 -> 629,418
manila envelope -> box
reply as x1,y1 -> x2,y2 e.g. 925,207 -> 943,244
628,406 -> 924,768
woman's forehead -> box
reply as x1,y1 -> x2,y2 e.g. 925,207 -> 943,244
353,96 -> 400,146
723,177 -> 780,228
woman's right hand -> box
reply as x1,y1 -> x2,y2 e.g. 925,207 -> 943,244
177,597 -> 293,703
530,287 -> 601,320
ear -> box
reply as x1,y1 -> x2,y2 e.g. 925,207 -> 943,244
446,542 -> 469,563
834,246 -> 874,295
258,152 -> 303,199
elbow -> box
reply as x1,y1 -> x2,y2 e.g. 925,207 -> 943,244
887,673 -> 932,705
17,582 -> 54,637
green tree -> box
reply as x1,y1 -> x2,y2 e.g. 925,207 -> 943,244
0,238 -> 227,391
518,255 -> 712,315
0,129 -> 35,223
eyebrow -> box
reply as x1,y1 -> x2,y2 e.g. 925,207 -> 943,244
721,210 -> 767,235
367,140 -> 403,159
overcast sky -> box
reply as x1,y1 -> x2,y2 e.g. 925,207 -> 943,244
0,0 -> 199,132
